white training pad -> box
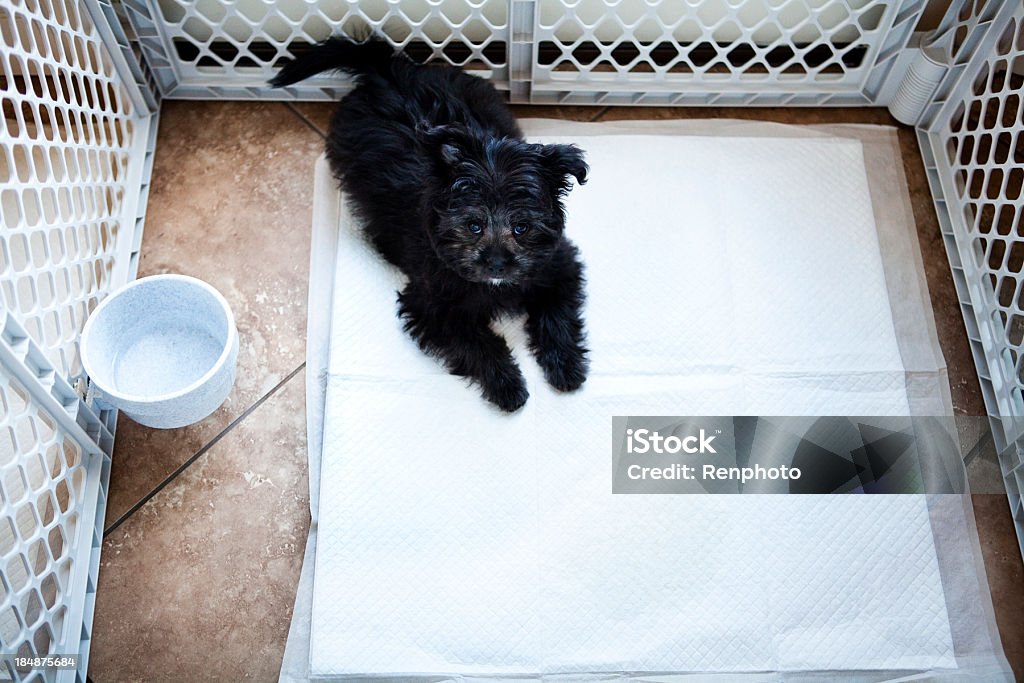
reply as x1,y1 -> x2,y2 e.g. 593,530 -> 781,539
310,134 -> 956,676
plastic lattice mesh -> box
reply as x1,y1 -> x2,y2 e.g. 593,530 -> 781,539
1,0 -> 138,384
0,367 -> 90,679
125,0 -> 925,103
937,0 -> 998,65
150,0 -> 509,94
942,15 -> 1024,413
534,0 -> 903,92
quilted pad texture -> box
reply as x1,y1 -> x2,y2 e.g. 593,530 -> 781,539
311,135 -> 955,676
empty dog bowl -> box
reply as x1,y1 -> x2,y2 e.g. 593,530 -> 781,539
81,274 -> 238,429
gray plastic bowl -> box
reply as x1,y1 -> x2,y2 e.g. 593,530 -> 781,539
81,274 -> 239,429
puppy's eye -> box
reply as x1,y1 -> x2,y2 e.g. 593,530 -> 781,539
513,223 -> 530,236
468,222 -> 483,235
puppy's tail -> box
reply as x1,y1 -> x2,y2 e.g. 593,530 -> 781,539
269,36 -> 398,87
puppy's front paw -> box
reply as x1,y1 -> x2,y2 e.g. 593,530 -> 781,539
538,348 -> 588,393
481,365 -> 529,413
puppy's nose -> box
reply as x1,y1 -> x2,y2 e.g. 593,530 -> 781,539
485,251 -> 512,276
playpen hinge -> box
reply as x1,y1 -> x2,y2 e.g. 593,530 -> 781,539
886,41 -> 950,126
508,0 -> 536,104
0,312 -> 114,459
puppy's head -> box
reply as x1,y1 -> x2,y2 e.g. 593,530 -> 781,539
420,125 -> 587,286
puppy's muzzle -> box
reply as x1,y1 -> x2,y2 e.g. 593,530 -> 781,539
480,249 -> 514,279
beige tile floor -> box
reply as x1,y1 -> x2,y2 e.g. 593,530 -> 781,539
90,101 -> 1024,681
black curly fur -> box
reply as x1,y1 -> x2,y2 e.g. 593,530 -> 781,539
272,36 -> 589,412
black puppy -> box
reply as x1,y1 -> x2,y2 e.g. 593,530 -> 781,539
272,37 -> 589,412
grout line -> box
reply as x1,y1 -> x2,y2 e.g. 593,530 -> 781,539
963,428 -> 994,466
102,362 -> 306,538
283,101 -> 328,139
589,106 -> 610,122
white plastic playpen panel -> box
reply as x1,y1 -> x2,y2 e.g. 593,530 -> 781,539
918,0 -> 1024,544
123,0 -> 927,104
0,312 -> 112,683
1,0 -> 155,680
1,0 -> 1023,680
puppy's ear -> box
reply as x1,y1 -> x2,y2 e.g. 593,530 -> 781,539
540,144 -> 589,186
419,124 -> 469,168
